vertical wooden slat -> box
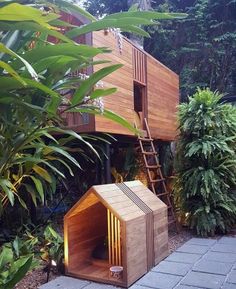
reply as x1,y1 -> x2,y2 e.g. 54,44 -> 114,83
115,217 -> 118,264
141,51 -> 143,82
133,47 -> 147,85
118,219 -> 121,265
107,209 -> 111,265
144,55 -> 147,84
137,50 -> 140,81
111,212 -> 114,264
107,210 -> 122,266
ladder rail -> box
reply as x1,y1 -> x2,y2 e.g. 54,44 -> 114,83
138,118 -> 179,232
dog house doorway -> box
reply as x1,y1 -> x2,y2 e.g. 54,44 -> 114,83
64,192 -> 124,285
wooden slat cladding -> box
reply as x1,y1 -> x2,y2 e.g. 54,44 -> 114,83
93,31 -> 135,135
132,47 -> 147,85
147,57 -> 179,140
73,29 -> 179,140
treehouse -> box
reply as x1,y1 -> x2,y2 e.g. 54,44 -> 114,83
62,14 -> 179,142
64,181 -> 168,287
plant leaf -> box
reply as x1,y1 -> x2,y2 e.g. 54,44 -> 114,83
71,64 -> 122,105
30,176 -> 44,203
32,165 -> 52,183
0,43 -> 38,80
0,60 -> 26,85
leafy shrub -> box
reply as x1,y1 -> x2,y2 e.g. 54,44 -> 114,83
0,234 -> 38,289
40,225 -> 64,272
0,0 -> 185,215
174,88 -> 236,236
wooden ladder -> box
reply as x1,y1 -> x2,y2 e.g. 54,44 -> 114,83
138,118 -> 179,232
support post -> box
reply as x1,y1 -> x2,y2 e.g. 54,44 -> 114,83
105,143 -> 112,184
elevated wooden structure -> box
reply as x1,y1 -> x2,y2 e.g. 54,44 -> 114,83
62,13 -> 179,141
64,181 -> 168,287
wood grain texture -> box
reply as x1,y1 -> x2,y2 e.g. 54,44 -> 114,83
147,56 -> 179,140
64,181 -> 168,287
69,30 -> 179,140
93,31 -> 135,136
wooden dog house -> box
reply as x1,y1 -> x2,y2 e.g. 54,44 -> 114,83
64,181 -> 168,287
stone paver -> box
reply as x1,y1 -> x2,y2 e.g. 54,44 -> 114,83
129,285 -> 150,289
39,276 -> 90,289
211,243 -> 236,253
39,236 -> 236,289
181,271 -> 225,289
176,244 -> 209,254
223,283 -> 236,289
193,259 -> 233,275
185,237 -> 217,246
203,251 -> 236,263
227,271 -> 236,284
137,271 -> 181,289
218,237 -> 236,245
84,283 -> 119,289
165,252 -> 201,264
175,286 -> 203,289
152,261 -> 192,276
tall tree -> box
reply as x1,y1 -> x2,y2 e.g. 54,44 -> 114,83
85,0 -> 152,47
84,0 -> 128,16
86,0 -> 236,100
144,0 -> 236,100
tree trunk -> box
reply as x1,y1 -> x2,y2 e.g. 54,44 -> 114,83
127,0 -> 152,48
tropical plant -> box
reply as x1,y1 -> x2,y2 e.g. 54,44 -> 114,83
0,0 -> 186,215
40,224 -> 64,272
0,234 -> 38,289
174,88 -> 236,236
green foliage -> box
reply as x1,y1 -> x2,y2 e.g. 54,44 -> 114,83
0,234 -> 38,289
144,0 -> 236,100
1,0 -> 180,214
0,224 -> 64,288
40,225 -> 64,271
85,0 -> 129,16
174,88 -> 236,236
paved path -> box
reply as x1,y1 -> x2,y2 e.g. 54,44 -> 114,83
39,236 -> 236,289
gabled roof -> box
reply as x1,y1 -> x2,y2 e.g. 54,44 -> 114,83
65,180 -> 166,222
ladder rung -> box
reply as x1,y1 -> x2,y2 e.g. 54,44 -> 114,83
142,151 -> 158,155
139,117 -> 178,233
157,192 -> 169,197
139,137 -> 153,142
146,165 -> 161,169
150,178 -> 165,183
168,219 -> 176,225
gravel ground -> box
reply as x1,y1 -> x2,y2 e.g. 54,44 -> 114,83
15,228 -> 193,289
15,265 -> 59,289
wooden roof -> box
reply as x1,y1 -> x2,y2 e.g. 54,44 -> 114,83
65,181 -> 166,222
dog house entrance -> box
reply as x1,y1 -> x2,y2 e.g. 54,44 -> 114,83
65,181 -> 169,287
65,193 -> 123,285
91,209 -> 122,268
